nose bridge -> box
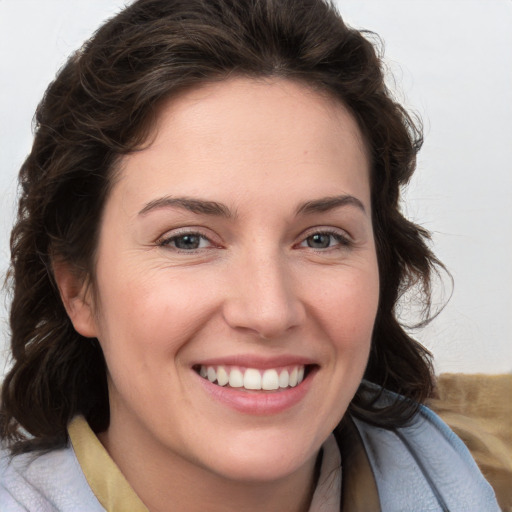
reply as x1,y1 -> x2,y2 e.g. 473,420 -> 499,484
223,245 -> 304,339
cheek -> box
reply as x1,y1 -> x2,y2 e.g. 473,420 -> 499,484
309,266 -> 379,345
91,267 -> 220,362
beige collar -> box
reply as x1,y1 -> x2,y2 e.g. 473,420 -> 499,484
68,416 -> 148,512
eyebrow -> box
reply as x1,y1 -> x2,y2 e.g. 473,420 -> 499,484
296,195 -> 366,216
138,196 -> 233,218
138,194 -> 365,218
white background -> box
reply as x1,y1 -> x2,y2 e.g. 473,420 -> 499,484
1,0 -> 511,377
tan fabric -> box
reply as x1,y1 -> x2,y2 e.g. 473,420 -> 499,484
429,373 -> 512,512
68,416 -> 148,512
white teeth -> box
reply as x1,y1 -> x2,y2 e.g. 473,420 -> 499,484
289,367 -> 298,387
244,368 -> 262,390
278,369 -> 289,388
207,366 -> 217,383
261,369 -> 279,390
228,368 -> 244,388
199,365 -> 306,391
217,366 -> 229,386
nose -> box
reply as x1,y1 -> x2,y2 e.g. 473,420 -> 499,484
222,251 -> 306,340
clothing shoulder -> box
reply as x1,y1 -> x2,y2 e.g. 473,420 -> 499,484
353,398 -> 501,512
0,443 -> 104,512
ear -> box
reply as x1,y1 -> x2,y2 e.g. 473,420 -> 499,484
52,259 -> 98,338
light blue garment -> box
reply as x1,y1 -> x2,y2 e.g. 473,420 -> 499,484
0,444 -> 104,511
0,405 -> 501,511
353,405 -> 501,512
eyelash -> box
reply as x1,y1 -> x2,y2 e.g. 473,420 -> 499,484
158,231 -> 215,251
158,228 -> 352,253
297,229 -> 352,251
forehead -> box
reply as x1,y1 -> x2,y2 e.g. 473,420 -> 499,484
149,77 -> 369,161
112,77 -> 370,213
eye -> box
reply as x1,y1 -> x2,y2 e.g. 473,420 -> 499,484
299,231 -> 350,250
160,232 -> 213,250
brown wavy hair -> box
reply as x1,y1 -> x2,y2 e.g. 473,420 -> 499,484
1,0 -> 442,453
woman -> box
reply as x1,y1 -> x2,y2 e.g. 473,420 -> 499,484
0,0 -> 500,510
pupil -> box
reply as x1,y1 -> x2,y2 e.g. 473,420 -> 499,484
175,235 -> 200,249
308,233 -> 330,248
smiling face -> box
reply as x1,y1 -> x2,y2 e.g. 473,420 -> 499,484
63,77 -> 379,495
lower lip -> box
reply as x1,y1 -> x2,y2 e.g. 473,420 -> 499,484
196,369 -> 315,415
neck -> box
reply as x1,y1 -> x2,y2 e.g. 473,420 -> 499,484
99,422 -> 319,512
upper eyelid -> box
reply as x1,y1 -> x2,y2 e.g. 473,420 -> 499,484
299,226 -> 353,240
300,232 -> 351,245
157,228 -> 216,246
293,228 -> 354,252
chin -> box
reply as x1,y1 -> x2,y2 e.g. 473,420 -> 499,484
197,430 -> 320,483
214,455 -> 312,484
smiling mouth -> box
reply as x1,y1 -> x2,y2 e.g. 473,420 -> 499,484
194,364 -> 313,391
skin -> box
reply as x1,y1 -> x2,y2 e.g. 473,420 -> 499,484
59,77 -> 380,512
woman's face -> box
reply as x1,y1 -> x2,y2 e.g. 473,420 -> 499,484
74,78 -> 379,483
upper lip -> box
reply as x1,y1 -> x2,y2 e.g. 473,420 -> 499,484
193,354 -> 317,369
